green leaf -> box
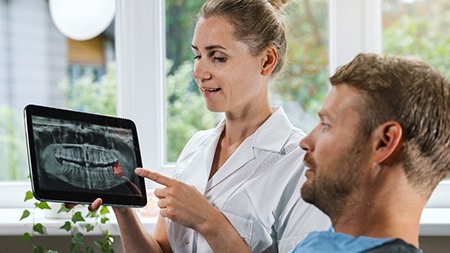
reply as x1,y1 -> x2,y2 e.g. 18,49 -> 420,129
33,223 -> 46,234
94,241 -> 104,248
85,247 -> 95,253
70,242 -> 79,253
100,217 -> 110,224
20,232 -> 32,241
87,211 -> 98,218
57,204 -> 71,213
20,209 -> 30,220
32,245 -> 43,253
72,211 -> 85,223
59,221 -> 72,231
35,201 -> 51,210
71,232 -> 84,246
105,229 -> 112,239
24,191 -> 34,202
99,206 -> 110,215
85,223 -> 95,232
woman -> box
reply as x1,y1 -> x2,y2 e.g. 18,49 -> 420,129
87,0 -> 330,252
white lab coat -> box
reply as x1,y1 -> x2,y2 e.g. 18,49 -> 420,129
167,107 -> 330,253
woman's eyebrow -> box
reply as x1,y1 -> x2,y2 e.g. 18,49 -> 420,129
191,44 -> 227,51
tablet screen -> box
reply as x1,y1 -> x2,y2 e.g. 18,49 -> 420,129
24,104 -> 147,207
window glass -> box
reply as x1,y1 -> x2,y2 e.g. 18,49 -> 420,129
0,0 -> 116,181
382,0 -> 449,179
164,0 -> 329,163
382,0 -> 449,75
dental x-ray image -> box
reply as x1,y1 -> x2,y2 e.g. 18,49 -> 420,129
33,116 -> 141,195
25,104 -> 147,207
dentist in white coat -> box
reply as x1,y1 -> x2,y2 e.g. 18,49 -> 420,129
83,0 -> 330,252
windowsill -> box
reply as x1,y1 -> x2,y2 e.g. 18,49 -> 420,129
418,208 -> 450,236
1,207 -> 449,236
0,208 -> 157,236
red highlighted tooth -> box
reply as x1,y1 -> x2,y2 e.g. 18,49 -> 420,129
112,162 -> 124,178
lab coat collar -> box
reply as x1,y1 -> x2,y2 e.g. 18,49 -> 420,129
251,107 -> 295,153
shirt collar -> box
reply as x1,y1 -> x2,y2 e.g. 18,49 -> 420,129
291,229 -> 395,253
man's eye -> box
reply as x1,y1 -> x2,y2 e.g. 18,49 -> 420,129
193,55 -> 201,60
321,123 -> 330,132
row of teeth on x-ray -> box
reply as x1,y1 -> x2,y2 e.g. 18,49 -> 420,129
54,144 -> 119,167
60,160 -> 118,181
42,143 -> 130,190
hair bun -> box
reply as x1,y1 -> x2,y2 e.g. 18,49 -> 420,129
268,0 -> 290,10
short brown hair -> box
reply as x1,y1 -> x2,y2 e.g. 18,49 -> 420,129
198,0 -> 290,76
330,53 -> 450,196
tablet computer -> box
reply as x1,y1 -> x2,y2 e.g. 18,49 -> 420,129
24,104 -> 147,207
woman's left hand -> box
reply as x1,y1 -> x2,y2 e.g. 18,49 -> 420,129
134,167 -> 221,232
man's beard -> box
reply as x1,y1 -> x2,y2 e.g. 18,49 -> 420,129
301,149 -> 365,222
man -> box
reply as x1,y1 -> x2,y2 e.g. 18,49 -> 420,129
292,53 -> 450,252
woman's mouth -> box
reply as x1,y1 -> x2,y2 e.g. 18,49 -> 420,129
202,87 -> 221,93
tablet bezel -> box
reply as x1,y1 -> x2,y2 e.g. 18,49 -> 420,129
24,104 -> 147,207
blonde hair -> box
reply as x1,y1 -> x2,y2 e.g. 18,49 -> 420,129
199,0 -> 290,76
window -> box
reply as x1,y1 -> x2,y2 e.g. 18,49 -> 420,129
1,0 -> 448,208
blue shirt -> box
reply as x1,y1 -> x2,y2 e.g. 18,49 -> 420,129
291,228 -> 395,253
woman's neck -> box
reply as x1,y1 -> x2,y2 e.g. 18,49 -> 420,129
223,103 -> 273,144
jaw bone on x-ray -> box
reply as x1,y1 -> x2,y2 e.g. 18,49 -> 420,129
33,116 -> 140,195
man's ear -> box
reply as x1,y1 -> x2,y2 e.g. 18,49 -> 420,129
261,46 -> 278,76
373,121 -> 403,164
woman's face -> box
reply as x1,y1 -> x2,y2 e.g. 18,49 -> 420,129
191,16 -> 269,114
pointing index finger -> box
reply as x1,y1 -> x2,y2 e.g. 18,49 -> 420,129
135,168 -> 174,187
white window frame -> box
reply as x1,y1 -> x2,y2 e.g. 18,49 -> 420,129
1,0 -> 448,208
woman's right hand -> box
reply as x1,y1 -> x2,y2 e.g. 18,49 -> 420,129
64,197 -> 103,212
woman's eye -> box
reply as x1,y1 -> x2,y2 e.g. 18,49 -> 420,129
213,57 -> 226,63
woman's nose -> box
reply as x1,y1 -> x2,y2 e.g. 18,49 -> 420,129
193,60 -> 211,81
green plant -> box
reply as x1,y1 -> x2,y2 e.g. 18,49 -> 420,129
19,190 -> 114,253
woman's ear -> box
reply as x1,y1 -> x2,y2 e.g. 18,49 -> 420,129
373,121 -> 403,165
261,46 -> 278,76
